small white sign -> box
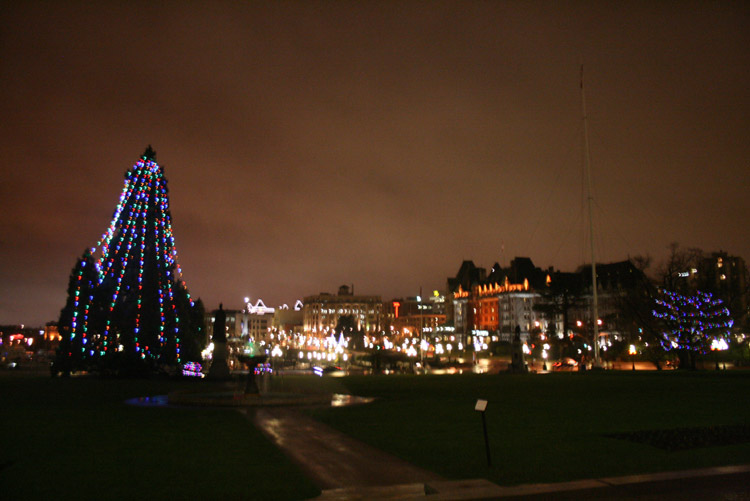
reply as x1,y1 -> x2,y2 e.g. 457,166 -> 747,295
475,399 -> 488,412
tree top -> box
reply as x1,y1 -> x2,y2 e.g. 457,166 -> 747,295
142,145 -> 157,161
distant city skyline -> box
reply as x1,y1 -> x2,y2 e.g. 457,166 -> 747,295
1,1 -> 748,326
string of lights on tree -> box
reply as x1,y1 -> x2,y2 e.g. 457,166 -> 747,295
652,289 -> 733,354
59,251 -> 97,364
60,147 -> 200,371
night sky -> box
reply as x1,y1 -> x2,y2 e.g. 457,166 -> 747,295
1,1 -> 748,326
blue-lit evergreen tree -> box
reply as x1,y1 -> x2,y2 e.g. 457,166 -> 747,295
56,147 -> 204,375
652,289 -> 733,369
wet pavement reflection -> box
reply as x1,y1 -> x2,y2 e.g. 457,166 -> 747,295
249,406 -> 443,490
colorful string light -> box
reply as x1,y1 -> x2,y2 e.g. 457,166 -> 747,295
652,289 -> 733,354
62,150 -> 196,368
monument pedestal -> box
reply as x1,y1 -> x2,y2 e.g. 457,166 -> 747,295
207,304 -> 231,380
510,326 -> 528,374
207,341 -> 231,380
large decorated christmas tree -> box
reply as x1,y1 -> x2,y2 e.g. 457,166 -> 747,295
57,147 -> 204,375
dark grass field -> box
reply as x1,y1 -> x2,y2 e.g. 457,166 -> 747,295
306,371 -> 750,486
2,369 -> 749,499
0,371 -> 320,500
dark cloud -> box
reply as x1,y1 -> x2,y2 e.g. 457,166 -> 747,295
1,1 -> 748,325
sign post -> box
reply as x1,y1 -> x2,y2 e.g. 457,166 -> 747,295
475,399 -> 491,467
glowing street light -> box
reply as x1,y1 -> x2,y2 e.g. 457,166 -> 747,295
711,338 -> 729,370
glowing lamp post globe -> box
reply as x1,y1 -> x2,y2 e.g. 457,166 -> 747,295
711,338 -> 729,370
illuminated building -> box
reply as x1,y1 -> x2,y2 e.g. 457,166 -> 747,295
242,299 -> 275,342
573,260 -> 643,326
273,300 -> 304,334
390,292 -> 447,339
44,323 -> 61,343
697,252 -> 748,329
553,260 -> 650,354
447,257 -> 661,353
303,285 -> 382,335
448,258 -> 550,344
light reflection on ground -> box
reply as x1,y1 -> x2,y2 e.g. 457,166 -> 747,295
125,392 -> 373,408
124,395 -> 169,407
331,393 -> 375,407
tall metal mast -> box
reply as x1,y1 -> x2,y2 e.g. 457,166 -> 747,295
419,286 -> 424,369
581,64 -> 601,368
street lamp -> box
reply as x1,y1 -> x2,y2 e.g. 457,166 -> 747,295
711,338 -> 729,370
629,344 -> 636,371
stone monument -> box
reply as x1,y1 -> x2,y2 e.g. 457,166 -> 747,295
510,325 -> 527,373
207,303 -> 231,380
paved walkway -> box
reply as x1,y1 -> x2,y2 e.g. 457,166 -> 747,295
247,407 -> 444,490
244,407 -> 750,500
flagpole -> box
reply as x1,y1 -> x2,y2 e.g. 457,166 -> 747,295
581,63 -> 601,368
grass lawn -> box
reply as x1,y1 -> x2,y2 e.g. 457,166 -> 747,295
0,371 -> 320,500
306,370 -> 750,486
3,369 -> 749,499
